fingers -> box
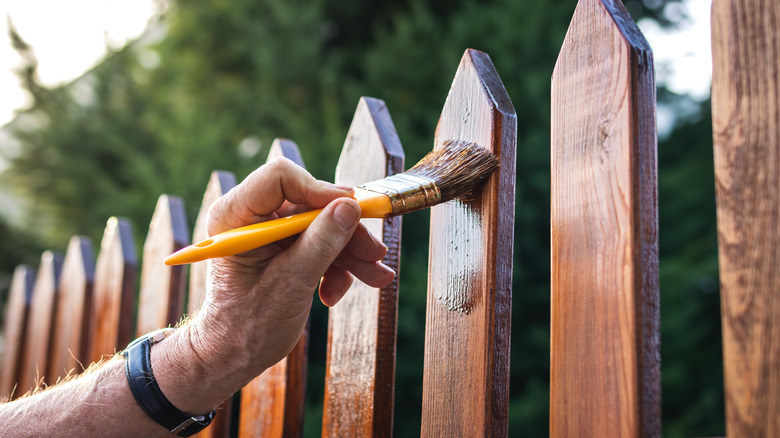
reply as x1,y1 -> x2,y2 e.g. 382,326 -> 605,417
270,198 -> 362,292
208,157 -> 354,235
319,266 -> 354,307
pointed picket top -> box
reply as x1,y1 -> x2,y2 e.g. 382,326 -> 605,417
550,1 -> 659,437
0,265 -> 36,399
188,171 -> 236,316
239,139 -> 311,438
18,251 -> 63,393
48,236 -> 95,381
322,97 -> 404,437
88,217 -> 137,363
422,49 -> 516,437
268,138 -> 306,167
136,195 -> 189,336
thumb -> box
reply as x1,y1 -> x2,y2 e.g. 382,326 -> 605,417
272,198 -> 361,290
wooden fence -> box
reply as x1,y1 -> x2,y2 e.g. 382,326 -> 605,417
1,0 -> 779,436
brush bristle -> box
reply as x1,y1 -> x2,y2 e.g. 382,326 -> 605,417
405,140 -> 498,202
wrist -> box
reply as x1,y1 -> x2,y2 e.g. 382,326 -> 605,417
148,323 -> 251,417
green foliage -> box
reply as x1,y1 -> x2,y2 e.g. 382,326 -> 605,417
0,0 -> 721,436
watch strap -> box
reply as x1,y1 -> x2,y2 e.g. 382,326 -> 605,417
124,329 -> 216,437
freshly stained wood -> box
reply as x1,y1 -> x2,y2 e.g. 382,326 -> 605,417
421,49 -> 516,436
48,236 -> 95,381
550,1 -> 659,437
136,195 -> 189,336
322,98 -> 404,437
88,217 -> 137,363
712,0 -> 780,435
239,139 -> 309,438
189,171 -> 235,438
18,251 -> 63,392
0,265 -> 35,399
188,171 -> 236,316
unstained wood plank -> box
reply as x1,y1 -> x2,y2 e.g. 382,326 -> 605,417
421,49 -> 516,437
0,265 -> 35,399
189,171 -> 236,438
321,97 -> 404,438
712,0 -> 780,435
136,195 -> 189,336
88,217 -> 137,363
550,1 -> 659,437
188,171 -> 237,316
239,139 -> 309,438
18,251 -> 63,393
48,236 -> 95,382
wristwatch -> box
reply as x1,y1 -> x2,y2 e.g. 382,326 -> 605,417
123,328 -> 216,437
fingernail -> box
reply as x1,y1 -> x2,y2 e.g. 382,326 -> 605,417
376,261 -> 396,276
334,202 -> 359,230
334,184 -> 354,192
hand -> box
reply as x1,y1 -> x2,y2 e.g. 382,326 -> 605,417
186,157 -> 395,392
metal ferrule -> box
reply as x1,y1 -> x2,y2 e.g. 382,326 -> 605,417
358,174 -> 441,215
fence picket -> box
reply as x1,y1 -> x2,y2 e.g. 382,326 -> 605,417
421,49 -> 516,436
238,139 -> 309,438
48,236 -> 95,381
0,265 -> 35,399
322,97 -> 404,437
189,171 -> 236,438
136,195 -> 189,335
712,0 -> 780,435
188,171 -> 236,316
550,1 -> 660,436
18,251 -> 63,393
88,217 -> 137,363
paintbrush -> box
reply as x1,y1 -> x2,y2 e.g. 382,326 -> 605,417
164,140 -> 498,265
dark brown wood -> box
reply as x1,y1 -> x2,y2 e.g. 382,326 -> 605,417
239,139 -> 310,438
712,0 -> 780,435
48,236 -> 95,381
18,251 -> 63,393
188,171 -> 236,316
88,217 -> 138,363
550,1 -> 659,436
0,265 -> 35,399
188,171 -> 236,438
420,49 -> 515,437
136,195 -> 189,336
321,97 -> 404,438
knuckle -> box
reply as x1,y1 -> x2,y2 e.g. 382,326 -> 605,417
309,227 -> 340,261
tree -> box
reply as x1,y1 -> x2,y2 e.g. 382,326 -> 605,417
1,0 -> 720,436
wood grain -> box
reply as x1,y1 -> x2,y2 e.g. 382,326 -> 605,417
188,171 -> 236,316
18,251 -> 63,393
48,236 -> 95,381
239,139 -> 309,438
711,0 -> 780,435
550,1 -> 659,436
421,49 -> 516,437
0,265 -> 35,399
189,171 -> 236,438
321,97 -> 404,438
88,217 -> 138,363
136,195 -> 189,336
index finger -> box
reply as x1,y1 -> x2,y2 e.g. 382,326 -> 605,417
208,157 -> 354,235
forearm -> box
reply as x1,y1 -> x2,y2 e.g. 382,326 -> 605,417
0,357 -> 165,438
0,323 -> 247,438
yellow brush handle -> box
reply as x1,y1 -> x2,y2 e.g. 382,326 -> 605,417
164,189 -> 392,265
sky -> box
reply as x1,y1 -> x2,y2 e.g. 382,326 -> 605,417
0,0 -> 713,128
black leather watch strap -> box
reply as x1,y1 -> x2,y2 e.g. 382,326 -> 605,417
123,329 -> 216,437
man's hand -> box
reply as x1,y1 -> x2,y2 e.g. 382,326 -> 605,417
160,157 -> 395,414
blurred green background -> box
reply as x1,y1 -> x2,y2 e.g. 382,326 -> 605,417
0,0 -> 721,436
